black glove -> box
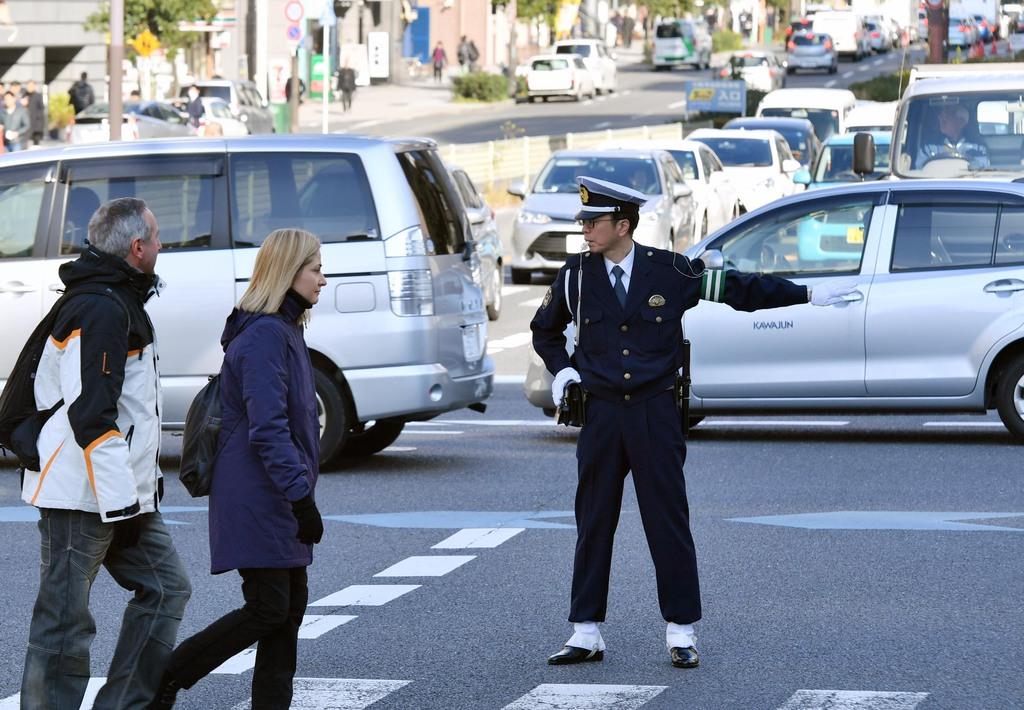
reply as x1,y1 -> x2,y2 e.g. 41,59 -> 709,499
111,515 -> 144,549
291,494 -> 324,545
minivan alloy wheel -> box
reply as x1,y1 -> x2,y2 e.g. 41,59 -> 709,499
994,353 -> 1024,441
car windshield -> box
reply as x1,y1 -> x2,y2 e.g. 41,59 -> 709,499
773,128 -> 812,165
814,143 -> 891,182
736,54 -> 769,67
534,157 -> 662,195
761,106 -> 839,140
692,138 -> 773,167
667,150 -> 699,180
556,44 -> 592,57
895,91 -> 1024,178
532,58 -> 570,71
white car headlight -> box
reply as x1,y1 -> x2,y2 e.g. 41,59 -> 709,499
517,210 -> 552,225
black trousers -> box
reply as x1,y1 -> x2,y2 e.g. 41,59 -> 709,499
167,567 -> 308,710
570,390 -> 701,625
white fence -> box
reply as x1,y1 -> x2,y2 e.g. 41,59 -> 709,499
441,122 -> 695,189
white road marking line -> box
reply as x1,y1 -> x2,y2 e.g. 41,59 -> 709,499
433,527 -> 526,549
858,65 -> 870,72
382,445 -> 417,452
502,285 -> 531,296
776,690 -> 928,710
842,70 -> 855,78
825,79 -> 837,87
211,648 -> 257,674
582,99 -> 594,106
374,555 -> 476,577
298,614 -> 358,639
873,57 -> 884,65
424,419 -> 554,427
232,678 -> 411,710
349,119 -> 382,130
309,584 -> 421,607
0,678 -> 106,709
406,421 -> 452,426
668,99 -> 687,109
520,296 -> 544,308
398,430 -> 464,435
923,421 -> 1004,427
494,374 -> 527,384
489,332 -> 534,349
503,684 -> 667,710
622,90 -> 633,96
594,121 -> 612,128
699,420 -> 849,427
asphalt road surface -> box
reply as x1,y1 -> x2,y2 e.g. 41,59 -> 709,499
1,277 -> 1022,709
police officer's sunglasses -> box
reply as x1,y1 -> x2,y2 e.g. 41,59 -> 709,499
578,216 -> 622,229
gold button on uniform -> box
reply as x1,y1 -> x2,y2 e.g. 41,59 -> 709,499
620,325 -> 628,332
584,318 -> 590,324
624,373 -> 631,380
624,394 -> 631,401
622,349 -> 629,356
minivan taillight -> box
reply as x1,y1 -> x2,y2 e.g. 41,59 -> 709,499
385,226 -> 435,257
388,270 -> 434,316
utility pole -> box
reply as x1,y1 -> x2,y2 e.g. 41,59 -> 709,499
507,0 -> 518,97
109,0 -> 124,142
925,0 -> 947,63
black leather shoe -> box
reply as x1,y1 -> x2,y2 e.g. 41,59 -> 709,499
547,645 -> 604,665
670,646 -> 699,668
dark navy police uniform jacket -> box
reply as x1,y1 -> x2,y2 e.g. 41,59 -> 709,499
531,246 -> 810,402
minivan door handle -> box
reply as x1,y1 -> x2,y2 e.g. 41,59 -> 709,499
984,279 -> 1024,294
0,281 -> 37,294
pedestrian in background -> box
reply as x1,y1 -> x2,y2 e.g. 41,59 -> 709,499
336,61 -> 357,112
19,197 -> 192,709
457,35 -> 470,73
467,39 -> 480,72
25,79 -> 45,146
68,71 -> 95,114
185,84 -> 204,129
2,90 -> 29,151
432,41 -> 448,82
150,228 -> 326,710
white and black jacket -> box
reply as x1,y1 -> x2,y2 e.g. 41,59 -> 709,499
22,247 -> 163,522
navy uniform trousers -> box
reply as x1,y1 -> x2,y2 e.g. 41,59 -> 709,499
572,389 -> 699,625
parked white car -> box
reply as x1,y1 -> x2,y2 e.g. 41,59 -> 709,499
599,138 -> 741,243
719,50 -> 787,93
687,128 -> 802,212
526,54 -> 596,102
553,39 -> 617,94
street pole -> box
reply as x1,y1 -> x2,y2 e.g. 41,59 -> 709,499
507,0 -> 518,98
256,0 -> 269,102
289,51 -> 300,133
323,23 -> 331,133
926,0 -> 947,63
109,0 -> 124,142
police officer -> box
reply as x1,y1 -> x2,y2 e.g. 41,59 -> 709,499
531,176 -> 854,669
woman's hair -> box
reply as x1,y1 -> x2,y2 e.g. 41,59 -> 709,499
238,228 -> 320,323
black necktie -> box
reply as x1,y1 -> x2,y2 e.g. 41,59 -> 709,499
611,265 -> 627,308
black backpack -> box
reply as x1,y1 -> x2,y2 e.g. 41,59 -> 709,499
178,314 -> 262,497
0,286 -> 128,471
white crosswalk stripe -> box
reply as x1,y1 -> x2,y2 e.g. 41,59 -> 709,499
298,614 -> 358,639
309,584 -> 421,607
231,678 -> 411,710
373,555 -> 475,577
502,683 -> 667,709
211,647 -> 258,674
0,678 -> 106,709
777,690 -> 929,710
432,527 -> 525,549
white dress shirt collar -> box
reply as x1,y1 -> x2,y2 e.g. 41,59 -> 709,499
604,243 -> 635,280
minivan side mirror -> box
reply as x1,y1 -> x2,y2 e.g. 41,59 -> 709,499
507,180 -> 526,199
853,132 -> 876,177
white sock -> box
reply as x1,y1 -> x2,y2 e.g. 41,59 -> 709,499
666,622 -> 696,650
567,621 -> 606,651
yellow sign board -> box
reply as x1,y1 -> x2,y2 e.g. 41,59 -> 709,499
131,29 -> 160,57
688,87 -> 715,102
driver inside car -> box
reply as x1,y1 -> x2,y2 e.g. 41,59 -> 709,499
916,103 -> 989,170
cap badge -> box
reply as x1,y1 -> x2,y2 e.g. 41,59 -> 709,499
648,294 -> 666,308
579,185 -> 590,205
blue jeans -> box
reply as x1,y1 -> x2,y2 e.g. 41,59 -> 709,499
20,509 -> 191,710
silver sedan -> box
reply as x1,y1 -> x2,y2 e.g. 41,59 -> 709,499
68,101 -> 195,144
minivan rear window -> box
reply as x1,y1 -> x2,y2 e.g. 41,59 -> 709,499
230,153 -> 380,247
396,150 -> 466,255
656,23 -> 683,38
556,44 -> 592,57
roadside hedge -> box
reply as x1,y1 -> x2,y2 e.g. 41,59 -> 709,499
452,72 -> 509,102
848,71 -> 911,102
712,29 -> 744,53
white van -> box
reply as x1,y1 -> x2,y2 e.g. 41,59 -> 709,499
756,87 -> 858,140
811,11 -> 871,60
653,18 -> 712,70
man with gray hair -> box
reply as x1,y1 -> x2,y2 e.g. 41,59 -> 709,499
19,197 -> 191,709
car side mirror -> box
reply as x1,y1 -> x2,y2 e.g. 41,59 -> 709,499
782,158 -> 801,174
507,180 -> 526,199
853,132 -> 876,176
696,248 -> 724,268
793,168 -> 812,185
672,182 -> 693,199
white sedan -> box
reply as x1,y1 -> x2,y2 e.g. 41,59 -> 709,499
687,128 -> 802,212
553,39 -> 617,94
600,138 -> 741,244
719,51 -> 786,93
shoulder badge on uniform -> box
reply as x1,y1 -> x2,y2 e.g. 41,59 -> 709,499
579,185 -> 590,205
648,294 -> 666,308
542,287 -> 553,309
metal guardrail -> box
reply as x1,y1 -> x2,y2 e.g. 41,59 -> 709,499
443,122 -> 707,188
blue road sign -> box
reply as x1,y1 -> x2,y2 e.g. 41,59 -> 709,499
683,80 -> 747,114
286,24 -> 302,41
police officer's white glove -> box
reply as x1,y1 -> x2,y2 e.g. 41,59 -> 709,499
809,282 -> 858,307
551,367 -> 582,406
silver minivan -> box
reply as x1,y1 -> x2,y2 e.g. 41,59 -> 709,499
0,135 -> 494,465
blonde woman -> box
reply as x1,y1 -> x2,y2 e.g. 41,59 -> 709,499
150,229 -> 327,710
